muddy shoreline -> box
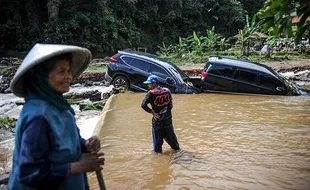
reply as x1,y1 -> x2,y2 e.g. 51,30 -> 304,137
1,58 -> 310,94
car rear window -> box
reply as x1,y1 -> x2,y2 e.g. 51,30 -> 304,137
206,64 -> 221,75
204,62 -> 210,69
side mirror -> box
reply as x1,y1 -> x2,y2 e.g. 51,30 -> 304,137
276,86 -> 285,92
166,77 -> 174,84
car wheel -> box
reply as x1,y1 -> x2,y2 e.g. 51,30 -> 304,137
113,75 -> 129,89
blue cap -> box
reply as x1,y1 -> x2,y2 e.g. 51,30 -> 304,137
143,75 -> 159,84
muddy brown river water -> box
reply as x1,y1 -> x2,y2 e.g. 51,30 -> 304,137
87,93 -> 310,190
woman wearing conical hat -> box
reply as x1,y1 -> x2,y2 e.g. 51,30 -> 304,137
8,44 -> 105,190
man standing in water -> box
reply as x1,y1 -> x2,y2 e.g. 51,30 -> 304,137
141,75 -> 180,153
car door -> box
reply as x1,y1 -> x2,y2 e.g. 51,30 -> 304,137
149,64 -> 176,92
126,58 -> 151,90
258,73 -> 286,95
233,69 -> 260,94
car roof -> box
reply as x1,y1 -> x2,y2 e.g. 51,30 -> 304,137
208,56 -> 280,79
117,50 -> 190,82
118,50 -> 175,69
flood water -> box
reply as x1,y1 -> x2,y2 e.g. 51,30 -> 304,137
88,93 -> 310,190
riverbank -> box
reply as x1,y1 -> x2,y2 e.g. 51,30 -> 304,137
1,57 -> 310,93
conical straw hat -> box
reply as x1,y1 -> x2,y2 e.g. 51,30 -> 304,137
10,43 -> 92,97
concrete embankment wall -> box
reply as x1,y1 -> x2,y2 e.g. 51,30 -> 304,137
93,94 -> 116,137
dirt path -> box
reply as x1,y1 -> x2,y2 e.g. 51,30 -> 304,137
264,59 -> 310,71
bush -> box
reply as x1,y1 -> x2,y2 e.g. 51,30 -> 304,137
161,50 -> 310,66
0,117 -> 16,129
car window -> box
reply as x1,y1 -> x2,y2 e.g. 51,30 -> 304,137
129,59 -> 151,71
236,70 -> 257,84
207,64 -> 221,75
149,64 -> 169,79
121,56 -> 133,64
215,64 -> 235,77
150,55 -> 188,80
259,74 -> 278,88
204,62 -> 210,69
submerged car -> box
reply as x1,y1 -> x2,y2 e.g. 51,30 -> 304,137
105,50 -> 200,93
200,56 -> 309,95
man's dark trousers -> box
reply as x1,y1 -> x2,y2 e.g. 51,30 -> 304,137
152,117 -> 180,153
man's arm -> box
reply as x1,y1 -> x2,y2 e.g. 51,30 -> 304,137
141,92 -> 152,113
168,91 -> 173,110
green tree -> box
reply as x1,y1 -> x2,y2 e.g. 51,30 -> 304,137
206,0 -> 246,36
239,0 -> 266,17
257,0 -> 310,42
0,0 -> 265,56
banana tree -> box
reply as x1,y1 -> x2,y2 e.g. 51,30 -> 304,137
218,37 -> 229,51
202,26 -> 222,50
238,27 -> 250,56
237,15 -> 263,56
191,31 -> 204,55
158,42 -> 175,56
182,31 -> 204,55
180,35 -> 194,53
176,37 -> 189,55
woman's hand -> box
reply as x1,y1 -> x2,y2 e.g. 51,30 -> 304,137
70,152 -> 105,174
85,136 -> 101,153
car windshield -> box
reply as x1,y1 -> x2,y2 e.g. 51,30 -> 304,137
169,67 -> 184,83
273,69 -> 286,80
162,59 -> 188,80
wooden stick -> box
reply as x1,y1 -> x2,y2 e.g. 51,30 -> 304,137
96,171 -> 106,190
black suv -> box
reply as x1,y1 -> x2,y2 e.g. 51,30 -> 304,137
200,56 -> 304,95
105,50 -> 199,94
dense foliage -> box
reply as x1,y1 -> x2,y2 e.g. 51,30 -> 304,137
0,0 -> 266,57
258,0 -> 310,42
